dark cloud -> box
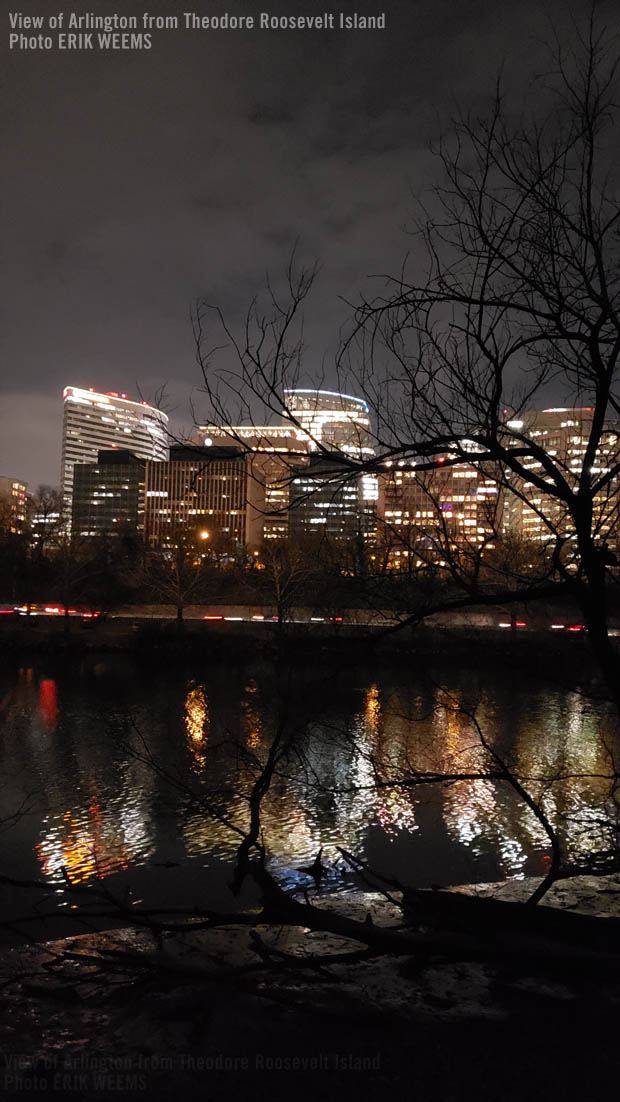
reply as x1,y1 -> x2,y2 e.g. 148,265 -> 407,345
2,0 -> 619,487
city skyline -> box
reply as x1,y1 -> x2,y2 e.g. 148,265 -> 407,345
8,387 -> 614,562
5,0 -> 616,489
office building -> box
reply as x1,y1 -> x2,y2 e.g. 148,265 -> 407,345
502,407 -> 620,550
61,387 -> 169,513
283,388 -> 374,458
71,451 -> 146,538
144,445 -> 249,550
196,425 -> 310,541
0,476 -> 28,533
378,460 -> 501,567
289,454 -> 376,542
196,388 -> 377,542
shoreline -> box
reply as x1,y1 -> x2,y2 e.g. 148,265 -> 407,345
1,874 -> 619,1097
0,619 -> 606,700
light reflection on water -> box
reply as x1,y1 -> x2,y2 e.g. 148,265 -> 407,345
0,659 -> 617,896
185,685 -> 209,771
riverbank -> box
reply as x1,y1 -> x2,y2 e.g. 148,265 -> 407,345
0,611 -> 604,664
1,874 -> 619,1100
1,615 -> 609,703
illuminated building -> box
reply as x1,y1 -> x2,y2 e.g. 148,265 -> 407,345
144,445 -> 249,549
283,388 -> 374,458
284,390 -> 377,538
71,450 -> 146,537
289,454 -> 377,541
377,459 -> 501,567
61,386 -> 169,514
196,425 -> 310,541
502,408 -> 620,551
196,389 -> 378,544
0,475 -> 28,532
30,508 -> 62,547
377,408 -> 620,567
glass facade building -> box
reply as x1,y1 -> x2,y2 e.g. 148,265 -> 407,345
289,455 -> 375,541
72,451 -> 146,537
283,388 -> 374,458
61,387 -> 169,514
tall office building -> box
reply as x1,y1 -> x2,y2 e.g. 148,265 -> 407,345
378,460 -> 501,567
290,454 -> 377,542
61,387 -> 169,513
72,451 -> 146,538
502,407 -> 620,550
283,388 -> 374,458
283,390 -> 377,537
196,425 -> 310,542
144,445 -> 249,550
195,389 -> 377,544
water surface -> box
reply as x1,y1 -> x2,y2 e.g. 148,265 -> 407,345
0,653 -> 617,931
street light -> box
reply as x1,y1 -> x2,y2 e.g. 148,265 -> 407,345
199,530 -> 210,541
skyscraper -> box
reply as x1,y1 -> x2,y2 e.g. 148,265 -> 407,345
283,388 -> 374,458
502,408 -> 620,551
61,387 -> 169,513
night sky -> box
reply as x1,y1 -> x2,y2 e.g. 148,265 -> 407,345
3,0 -> 618,488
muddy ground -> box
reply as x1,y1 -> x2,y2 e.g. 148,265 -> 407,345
1,875 -> 619,1101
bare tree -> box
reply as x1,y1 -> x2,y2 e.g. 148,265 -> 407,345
145,523 -> 211,628
338,17 -> 620,700
29,485 -> 64,562
254,539 -> 316,634
192,16 -> 620,701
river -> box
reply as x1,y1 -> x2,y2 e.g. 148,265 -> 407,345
0,651 -> 617,936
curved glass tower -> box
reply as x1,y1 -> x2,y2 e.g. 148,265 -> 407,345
282,388 -> 373,457
61,386 -> 169,513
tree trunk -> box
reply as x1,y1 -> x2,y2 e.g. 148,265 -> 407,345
576,530 -> 620,709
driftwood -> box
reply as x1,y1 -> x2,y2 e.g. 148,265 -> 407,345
400,886 -> 620,954
253,864 -> 620,971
